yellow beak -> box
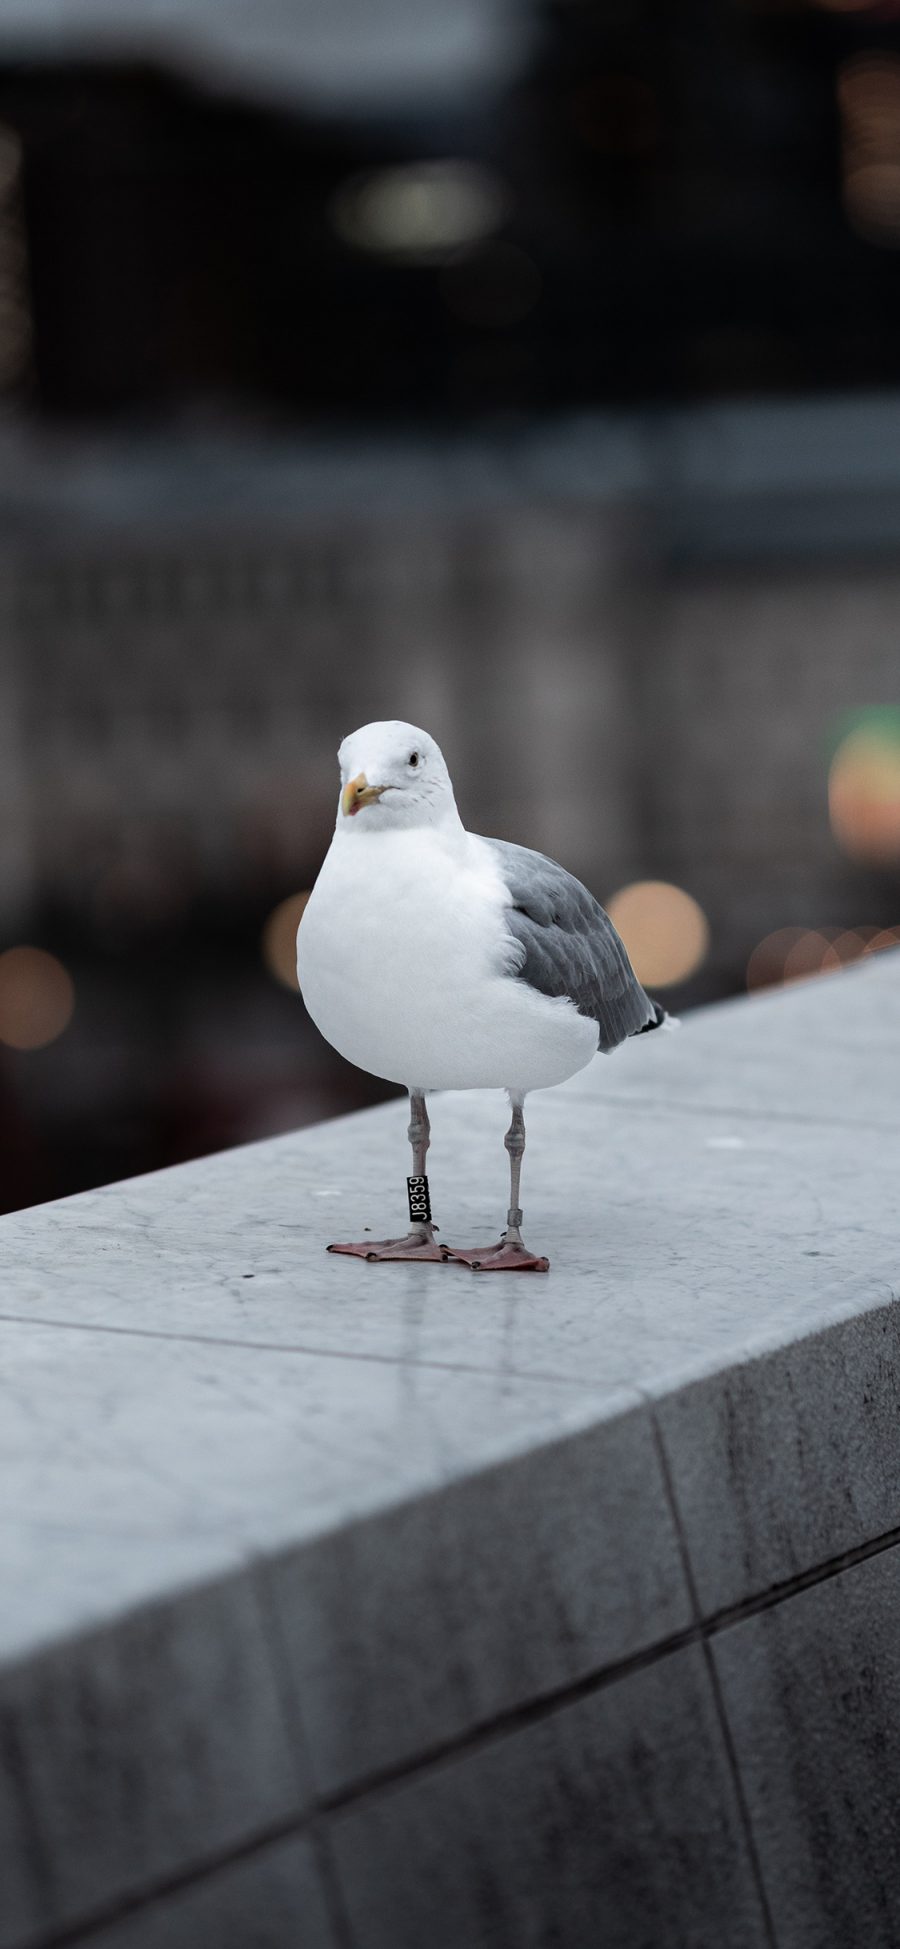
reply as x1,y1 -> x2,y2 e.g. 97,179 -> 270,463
342,772 -> 387,817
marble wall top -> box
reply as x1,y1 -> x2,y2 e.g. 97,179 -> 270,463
0,950 -> 897,1667
2,950 -> 899,1948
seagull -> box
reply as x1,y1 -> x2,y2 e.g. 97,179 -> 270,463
297,720 -> 669,1271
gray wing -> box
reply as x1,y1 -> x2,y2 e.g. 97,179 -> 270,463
481,836 -> 662,1053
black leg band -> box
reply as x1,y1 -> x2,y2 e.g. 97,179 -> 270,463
407,1175 -> 432,1225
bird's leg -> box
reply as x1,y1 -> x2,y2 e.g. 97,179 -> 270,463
504,1100 -> 526,1246
443,1097 -> 549,1272
327,1090 -> 447,1262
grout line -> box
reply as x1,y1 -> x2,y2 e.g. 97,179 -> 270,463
254,1557 -> 357,1949
649,1410 -> 778,1949
310,1509 -> 900,1814
709,1518 -> 900,1632
0,1309 -> 601,1393
305,1816 -> 356,1949
30,1513 -> 900,1946
314,1623 -> 703,1813
0,1704 -> 59,1928
29,1816 -> 309,1949
701,1645 -> 779,1945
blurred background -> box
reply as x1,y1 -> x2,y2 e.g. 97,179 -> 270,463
1,0 -> 899,1214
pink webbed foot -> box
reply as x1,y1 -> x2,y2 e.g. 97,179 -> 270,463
443,1236 -> 550,1273
327,1232 -> 447,1263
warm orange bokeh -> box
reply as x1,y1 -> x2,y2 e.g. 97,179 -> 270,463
748,922 -> 899,990
606,880 -> 709,988
0,946 -> 75,1050
261,891 -> 312,991
829,726 -> 900,863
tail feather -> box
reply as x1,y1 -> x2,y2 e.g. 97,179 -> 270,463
635,1000 -> 680,1036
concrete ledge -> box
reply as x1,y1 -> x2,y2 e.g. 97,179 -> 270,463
1,952 -> 898,1947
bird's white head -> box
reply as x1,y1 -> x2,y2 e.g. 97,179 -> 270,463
336,721 -> 461,834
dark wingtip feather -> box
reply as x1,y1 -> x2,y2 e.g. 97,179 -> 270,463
634,1000 -> 668,1035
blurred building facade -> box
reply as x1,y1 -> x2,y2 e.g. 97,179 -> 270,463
4,401 -> 898,959
3,404 -> 900,1210
1,0 -> 900,1208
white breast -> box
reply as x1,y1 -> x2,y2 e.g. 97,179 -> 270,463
297,825 -> 598,1093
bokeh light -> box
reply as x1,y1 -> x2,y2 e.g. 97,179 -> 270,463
261,891 -> 311,991
863,928 -> 900,954
0,125 -> 21,197
833,926 -> 884,957
331,162 -> 508,262
0,122 -> 30,389
844,163 -> 900,246
783,931 -> 843,981
606,881 -> 710,988
838,57 -> 900,246
828,710 -> 900,863
0,946 -> 75,1050
747,923 -> 897,991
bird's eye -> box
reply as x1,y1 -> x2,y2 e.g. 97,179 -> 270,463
408,751 -> 420,768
